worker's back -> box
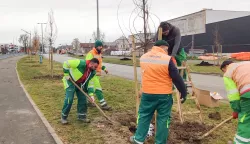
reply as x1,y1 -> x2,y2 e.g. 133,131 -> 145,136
224,61 -> 250,94
140,46 -> 172,94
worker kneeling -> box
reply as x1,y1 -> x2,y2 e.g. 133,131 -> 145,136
61,58 -> 99,124
221,60 -> 250,144
130,40 -> 187,144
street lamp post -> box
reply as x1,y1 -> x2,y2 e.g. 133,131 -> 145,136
21,29 -> 31,54
97,0 -> 100,40
37,23 -> 47,54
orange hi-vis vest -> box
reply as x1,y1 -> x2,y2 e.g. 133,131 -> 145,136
140,46 -> 172,94
87,48 -> 103,74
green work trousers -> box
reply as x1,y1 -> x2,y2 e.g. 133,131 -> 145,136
88,75 -> 106,105
133,93 -> 173,144
61,83 -> 87,119
234,93 -> 250,144
175,48 -> 187,81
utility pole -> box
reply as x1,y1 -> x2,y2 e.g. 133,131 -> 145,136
96,0 -> 100,40
37,23 -> 47,54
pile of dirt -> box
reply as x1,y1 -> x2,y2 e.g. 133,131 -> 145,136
120,58 -> 132,61
208,112 -> 222,120
33,75 -> 63,80
168,120 -> 213,144
91,112 -> 213,144
196,61 -> 214,66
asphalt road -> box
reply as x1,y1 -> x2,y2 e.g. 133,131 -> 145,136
0,53 -> 25,60
0,56 -> 55,144
46,54 -> 227,99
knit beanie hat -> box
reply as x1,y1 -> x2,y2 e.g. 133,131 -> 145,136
95,40 -> 103,48
154,40 -> 169,47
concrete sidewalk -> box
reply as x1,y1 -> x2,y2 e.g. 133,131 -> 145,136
0,56 -> 56,144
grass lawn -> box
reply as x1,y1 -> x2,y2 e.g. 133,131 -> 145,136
72,54 -> 222,75
17,56 -> 236,144
189,64 -> 223,75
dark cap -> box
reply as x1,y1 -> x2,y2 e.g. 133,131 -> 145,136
154,40 -> 169,47
220,60 -> 233,70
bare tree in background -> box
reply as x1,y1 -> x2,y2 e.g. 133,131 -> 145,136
32,28 -> 40,54
45,9 -> 58,77
92,30 -> 105,42
213,24 -> 223,65
117,0 -> 159,54
72,38 -> 81,54
19,34 -> 29,54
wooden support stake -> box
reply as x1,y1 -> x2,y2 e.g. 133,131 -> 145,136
131,35 -> 140,117
69,78 -> 114,124
154,27 -> 163,131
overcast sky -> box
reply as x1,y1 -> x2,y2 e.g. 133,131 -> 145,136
1,0 -> 250,46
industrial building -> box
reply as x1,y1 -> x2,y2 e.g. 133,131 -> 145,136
167,9 -> 250,53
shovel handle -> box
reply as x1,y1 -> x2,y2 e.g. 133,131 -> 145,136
69,78 -> 113,124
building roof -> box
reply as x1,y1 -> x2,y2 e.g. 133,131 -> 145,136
166,9 -> 250,24
80,43 -> 94,48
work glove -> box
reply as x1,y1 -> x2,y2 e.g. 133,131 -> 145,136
104,69 -> 109,74
65,76 -> 70,80
232,112 -> 238,119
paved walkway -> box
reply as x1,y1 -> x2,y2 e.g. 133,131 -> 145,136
46,54 -> 227,99
0,56 -> 55,144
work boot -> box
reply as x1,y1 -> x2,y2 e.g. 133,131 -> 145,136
101,104 -> 112,111
129,136 -> 139,144
78,118 -> 91,123
61,117 -> 68,125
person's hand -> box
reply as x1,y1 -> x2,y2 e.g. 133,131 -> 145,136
232,112 -> 238,119
180,94 -> 186,104
65,76 -> 70,80
172,57 -> 177,65
90,96 -> 95,103
104,70 -> 109,74
181,97 -> 186,104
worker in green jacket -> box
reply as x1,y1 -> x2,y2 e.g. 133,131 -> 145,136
61,58 -> 99,124
221,60 -> 250,144
85,40 -> 111,110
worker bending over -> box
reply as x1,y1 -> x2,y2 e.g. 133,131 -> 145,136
221,60 -> 250,144
61,58 -> 99,124
85,40 -> 111,110
130,40 -> 187,144
155,22 -> 187,81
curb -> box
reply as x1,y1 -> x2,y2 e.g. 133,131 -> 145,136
15,61 -> 64,144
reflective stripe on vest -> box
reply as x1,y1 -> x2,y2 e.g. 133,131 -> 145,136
140,58 -> 170,65
240,84 -> 250,94
227,88 -> 239,95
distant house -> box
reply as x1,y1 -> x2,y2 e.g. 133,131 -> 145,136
80,43 -> 94,54
114,36 -> 131,51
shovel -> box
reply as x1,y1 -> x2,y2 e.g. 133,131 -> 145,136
69,78 -> 114,125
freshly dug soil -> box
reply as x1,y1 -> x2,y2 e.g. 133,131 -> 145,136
120,58 -> 132,61
33,75 -> 63,80
168,120 -> 213,144
208,112 -> 222,120
196,61 -> 214,66
91,111 -> 213,144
